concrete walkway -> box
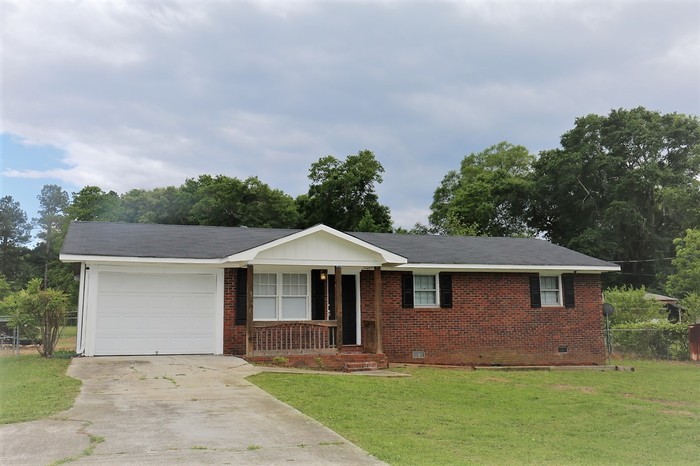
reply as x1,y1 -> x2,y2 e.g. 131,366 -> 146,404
0,356 -> 385,465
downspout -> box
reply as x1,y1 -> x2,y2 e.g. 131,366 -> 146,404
75,263 -> 89,355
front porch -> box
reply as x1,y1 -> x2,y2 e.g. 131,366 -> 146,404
245,319 -> 387,370
220,225 -> 405,370
242,265 -> 386,370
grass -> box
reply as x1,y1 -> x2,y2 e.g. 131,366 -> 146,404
0,354 -> 82,424
56,325 -> 77,352
51,431 -> 105,465
250,361 -> 700,465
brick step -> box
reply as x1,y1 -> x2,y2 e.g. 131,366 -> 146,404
343,361 -> 379,372
340,345 -> 364,354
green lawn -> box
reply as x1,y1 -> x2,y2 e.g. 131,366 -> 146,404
250,361 -> 700,465
0,355 -> 82,424
56,325 -> 77,352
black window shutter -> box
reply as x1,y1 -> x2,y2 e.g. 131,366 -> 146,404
235,268 -> 247,325
562,274 -> 575,308
311,270 -> 326,320
529,275 -> 542,308
439,273 -> 453,308
402,273 -> 414,308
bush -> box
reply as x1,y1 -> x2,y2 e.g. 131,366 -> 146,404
1,278 -> 70,357
604,286 -> 663,325
679,293 -> 700,324
610,321 -> 690,360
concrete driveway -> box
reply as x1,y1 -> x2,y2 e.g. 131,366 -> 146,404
0,356 -> 385,465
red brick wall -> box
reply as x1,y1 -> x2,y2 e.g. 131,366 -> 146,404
223,268 -> 246,355
361,271 -> 606,366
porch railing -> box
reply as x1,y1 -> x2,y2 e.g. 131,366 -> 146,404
252,320 -> 337,355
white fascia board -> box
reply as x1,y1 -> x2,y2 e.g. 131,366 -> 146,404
389,263 -> 621,273
223,224 -> 407,265
250,258 -> 384,267
59,254 -> 225,266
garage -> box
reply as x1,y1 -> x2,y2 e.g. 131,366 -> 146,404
86,268 -> 223,356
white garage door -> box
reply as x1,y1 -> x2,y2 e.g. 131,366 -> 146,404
94,271 -> 218,355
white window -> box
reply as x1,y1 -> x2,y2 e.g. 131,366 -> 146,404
253,273 -> 309,320
414,274 -> 438,307
540,276 -> 561,306
281,273 -> 308,320
253,273 -> 277,320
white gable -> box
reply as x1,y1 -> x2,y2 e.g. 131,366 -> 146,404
225,224 -> 406,267
255,230 -> 383,265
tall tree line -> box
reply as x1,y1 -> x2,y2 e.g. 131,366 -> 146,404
429,107 -> 700,290
2,107 -> 699,295
0,150 -> 392,295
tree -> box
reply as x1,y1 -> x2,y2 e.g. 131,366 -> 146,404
117,186 -> 194,225
299,150 -> 392,232
0,196 -> 32,283
603,286 -> 663,325
678,293 -> 700,324
186,175 -> 298,228
67,186 -> 121,221
2,278 -> 70,357
429,142 -> 535,237
394,223 -> 431,235
35,185 -> 70,288
0,275 -> 11,300
666,229 -> 700,298
530,108 -> 700,288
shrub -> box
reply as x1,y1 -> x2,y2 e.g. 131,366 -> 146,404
604,286 -> 663,325
679,293 -> 700,324
2,278 -> 70,357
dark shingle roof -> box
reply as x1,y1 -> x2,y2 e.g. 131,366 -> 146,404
61,222 -> 297,259
61,221 -> 616,269
350,232 -> 614,268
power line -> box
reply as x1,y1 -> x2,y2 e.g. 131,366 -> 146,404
610,254 -> 700,264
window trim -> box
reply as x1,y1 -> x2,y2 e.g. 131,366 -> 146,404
413,273 -> 440,308
253,272 -> 311,321
539,275 -> 562,307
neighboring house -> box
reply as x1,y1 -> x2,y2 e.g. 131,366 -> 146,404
645,292 -> 684,323
60,222 -> 619,369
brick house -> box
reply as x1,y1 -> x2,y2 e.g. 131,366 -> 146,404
61,222 -> 619,369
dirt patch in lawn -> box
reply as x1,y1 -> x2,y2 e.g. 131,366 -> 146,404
659,409 -> 696,417
551,384 -> 598,394
481,376 -> 512,383
623,393 -> 692,408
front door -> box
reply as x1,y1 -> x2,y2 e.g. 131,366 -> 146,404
328,274 -> 358,345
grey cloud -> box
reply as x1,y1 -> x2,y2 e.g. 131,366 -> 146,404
2,0 -> 698,227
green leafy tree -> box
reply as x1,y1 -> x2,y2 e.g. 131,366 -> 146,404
604,286 -> 663,325
666,229 -> 700,298
0,196 -> 32,284
394,223 -> 431,235
299,150 -> 392,232
35,185 -> 70,289
67,186 -> 121,221
118,186 -> 194,225
530,108 -> 700,288
678,293 -> 700,324
0,275 -> 12,300
3,278 -> 70,357
429,142 -> 535,237
186,175 -> 298,228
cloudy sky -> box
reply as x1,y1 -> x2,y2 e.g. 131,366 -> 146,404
1,0 -> 699,232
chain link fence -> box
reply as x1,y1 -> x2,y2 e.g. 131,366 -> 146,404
0,311 -> 77,354
607,326 -> 690,360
